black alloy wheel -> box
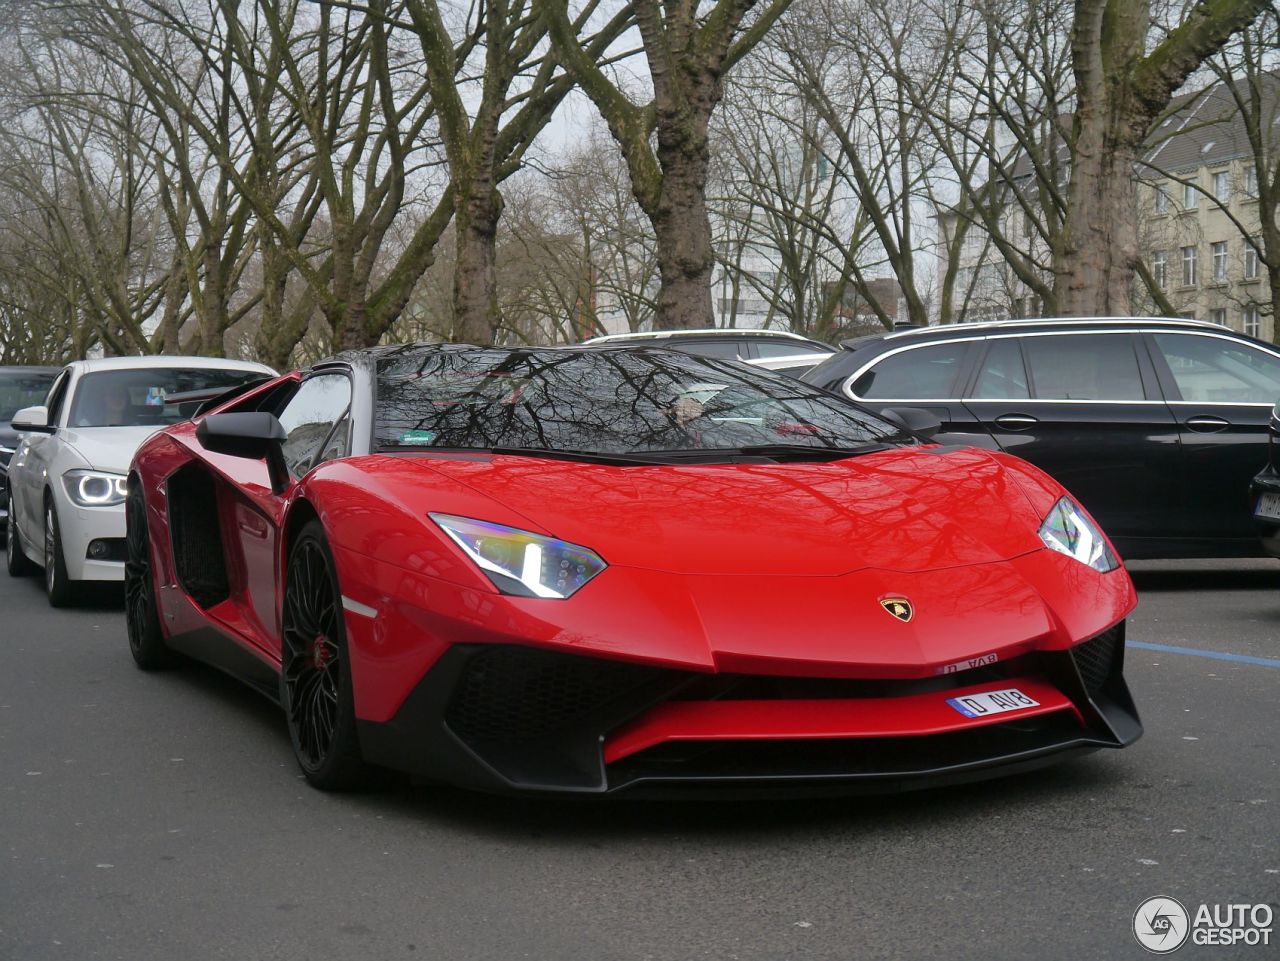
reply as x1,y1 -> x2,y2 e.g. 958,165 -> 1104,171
125,482 -> 170,670
6,492 -> 37,576
280,520 -> 368,790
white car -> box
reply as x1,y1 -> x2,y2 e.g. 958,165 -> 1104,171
5,356 -> 274,606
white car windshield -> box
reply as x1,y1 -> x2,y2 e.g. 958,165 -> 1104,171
68,369 -> 263,428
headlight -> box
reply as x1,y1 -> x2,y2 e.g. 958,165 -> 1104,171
1038,496 -> 1118,573
62,470 -> 128,507
430,513 -> 606,598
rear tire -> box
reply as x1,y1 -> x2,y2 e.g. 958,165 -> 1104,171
6,492 -> 37,577
125,482 -> 170,670
280,520 -> 369,791
44,499 -> 75,608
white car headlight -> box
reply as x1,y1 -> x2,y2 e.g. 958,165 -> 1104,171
1038,496 -> 1118,573
430,513 -> 606,599
62,470 -> 128,507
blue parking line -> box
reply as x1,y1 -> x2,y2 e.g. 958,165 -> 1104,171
1127,640 -> 1280,669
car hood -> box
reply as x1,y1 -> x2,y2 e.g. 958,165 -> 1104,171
396,446 -> 1048,576
60,426 -> 166,474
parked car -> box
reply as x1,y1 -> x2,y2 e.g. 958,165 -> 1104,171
744,351 -> 835,379
803,317 -> 1280,560
582,328 -> 833,362
5,356 -> 274,605
0,366 -> 61,532
1248,404 -> 1280,556
123,343 -> 1139,795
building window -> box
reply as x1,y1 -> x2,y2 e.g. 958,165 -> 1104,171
1152,250 -> 1168,289
1245,243 -> 1260,280
1209,308 -> 1227,326
1211,241 -> 1228,282
1183,181 -> 1198,210
1213,171 -> 1230,203
1154,184 -> 1170,215
1181,246 -> 1197,286
1244,167 -> 1258,199
1244,304 -> 1260,338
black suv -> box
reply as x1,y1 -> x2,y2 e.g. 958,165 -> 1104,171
803,317 -> 1280,560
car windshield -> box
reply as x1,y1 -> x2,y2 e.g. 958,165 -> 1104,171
0,370 -> 58,422
375,346 -> 907,460
68,368 -> 264,428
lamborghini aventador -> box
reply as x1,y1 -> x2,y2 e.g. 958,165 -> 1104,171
124,344 -> 1141,796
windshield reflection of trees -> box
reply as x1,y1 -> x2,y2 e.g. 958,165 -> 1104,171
375,347 -> 899,456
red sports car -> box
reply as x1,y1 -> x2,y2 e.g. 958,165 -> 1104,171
125,344 -> 1141,795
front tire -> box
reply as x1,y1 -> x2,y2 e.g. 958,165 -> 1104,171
280,520 -> 368,790
44,499 -> 76,607
125,482 -> 170,670
6,492 -> 37,577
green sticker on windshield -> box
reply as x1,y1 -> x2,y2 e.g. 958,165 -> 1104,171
399,430 -> 436,445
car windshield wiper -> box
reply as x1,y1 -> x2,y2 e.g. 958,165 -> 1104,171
485,446 -> 676,466
382,444 -> 674,466
721,442 -> 895,460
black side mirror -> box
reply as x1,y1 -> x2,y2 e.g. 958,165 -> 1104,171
880,407 -> 943,441
196,412 -> 290,494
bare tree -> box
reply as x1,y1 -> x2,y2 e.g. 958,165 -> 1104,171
405,0 -> 632,344
539,0 -> 796,330
1062,0 -> 1268,315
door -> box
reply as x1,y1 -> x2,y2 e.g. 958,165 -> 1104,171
1145,330 -> 1280,544
962,332 -> 1181,546
231,372 -> 354,648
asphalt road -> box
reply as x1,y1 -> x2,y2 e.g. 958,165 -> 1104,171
1,557 -> 1277,961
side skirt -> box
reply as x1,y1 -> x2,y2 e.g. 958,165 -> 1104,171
165,625 -> 282,705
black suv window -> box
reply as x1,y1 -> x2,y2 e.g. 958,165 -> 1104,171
1023,334 -> 1144,401
971,338 -> 1029,399
852,342 -> 969,399
1152,333 -> 1280,404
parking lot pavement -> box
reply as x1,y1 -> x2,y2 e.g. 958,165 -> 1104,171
1,560 -> 1277,961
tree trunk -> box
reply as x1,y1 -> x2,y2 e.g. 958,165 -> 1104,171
651,123 -> 716,329
200,242 -> 227,356
451,185 -> 503,344
1060,104 -> 1144,314
1061,0 -> 1269,316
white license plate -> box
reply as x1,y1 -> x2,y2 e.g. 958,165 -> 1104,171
946,688 -> 1040,719
1255,492 -> 1280,521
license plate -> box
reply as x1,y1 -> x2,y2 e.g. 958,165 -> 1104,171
946,688 -> 1040,718
1255,492 -> 1280,521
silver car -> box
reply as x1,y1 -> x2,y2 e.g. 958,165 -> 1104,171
5,356 -> 273,606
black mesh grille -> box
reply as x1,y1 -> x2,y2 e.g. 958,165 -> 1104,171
1072,626 -> 1120,696
167,465 -> 228,609
445,647 -> 667,742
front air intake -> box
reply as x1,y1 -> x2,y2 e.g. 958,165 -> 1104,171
1071,625 -> 1121,696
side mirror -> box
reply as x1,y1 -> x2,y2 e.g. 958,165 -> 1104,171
880,406 -> 943,441
196,412 -> 290,494
10,406 -> 52,433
